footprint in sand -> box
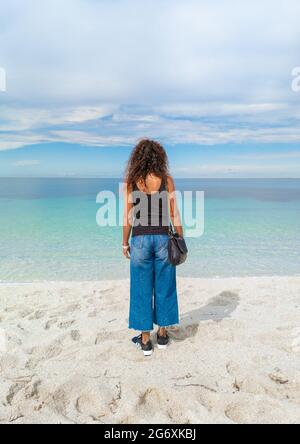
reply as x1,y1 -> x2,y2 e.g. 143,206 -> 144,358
52,304 -> 81,317
226,361 -> 267,396
19,308 -> 35,319
44,318 -> 58,330
58,320 -> 76,330
28,310 -> 45,321
47,378 -> 117,422
168,324 -> 199,341
261,327 -> 300,353
6,376 -> 38,407
25,378 -> 42,400
6,383 -> 26,405
0,354 -> 20,375
225,399 -> 292,424
136,387 -> 192,423
70,330 -> 80,342
137,387 -> 165,416
95,330 -> 125,344
25,340 -> 63,370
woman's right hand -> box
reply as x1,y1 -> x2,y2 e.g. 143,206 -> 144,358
123,245 -> 131,259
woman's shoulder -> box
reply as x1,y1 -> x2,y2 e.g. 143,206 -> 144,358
124,181 -> 134,193
166,175 -> 175,191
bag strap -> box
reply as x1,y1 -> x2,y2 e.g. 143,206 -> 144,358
169,223 -> 177,237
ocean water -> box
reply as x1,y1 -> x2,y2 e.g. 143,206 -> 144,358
0,178 -> 299,282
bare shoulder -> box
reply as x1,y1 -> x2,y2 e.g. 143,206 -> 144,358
124,181 -> 133,194
167,175 -> 175,191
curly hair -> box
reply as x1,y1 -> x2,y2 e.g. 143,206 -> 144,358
125,139 -> 169,189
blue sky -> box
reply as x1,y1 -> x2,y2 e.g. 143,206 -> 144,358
0,0 -> 300,178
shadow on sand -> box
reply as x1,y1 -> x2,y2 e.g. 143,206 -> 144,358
169,291 -> 240,342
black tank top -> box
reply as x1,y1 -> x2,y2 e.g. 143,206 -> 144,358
132,179 -> 170,237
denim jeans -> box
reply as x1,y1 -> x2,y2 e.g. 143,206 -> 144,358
129,234 -> 179,332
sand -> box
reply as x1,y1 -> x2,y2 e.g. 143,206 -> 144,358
0,276 -> 300,424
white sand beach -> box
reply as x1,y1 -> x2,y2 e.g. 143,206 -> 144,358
0,276 -> 300,424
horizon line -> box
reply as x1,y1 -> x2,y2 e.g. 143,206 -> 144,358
0,176 -> 300,181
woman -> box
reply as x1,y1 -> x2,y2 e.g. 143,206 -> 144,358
123,139 -> 183,356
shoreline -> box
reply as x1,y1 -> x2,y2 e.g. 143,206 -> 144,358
1,276 -> 300,424
1,274 -> 300,286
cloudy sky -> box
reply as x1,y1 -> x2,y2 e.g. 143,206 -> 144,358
0,0 -> 300,177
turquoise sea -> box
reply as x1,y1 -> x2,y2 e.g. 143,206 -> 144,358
0,178 -> 299,282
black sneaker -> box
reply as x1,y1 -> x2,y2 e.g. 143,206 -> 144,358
132,335 -> 153,357
157,331 -> 170,350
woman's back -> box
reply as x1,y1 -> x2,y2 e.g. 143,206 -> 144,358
135,174 -> 164,195
132,174 -> 170,237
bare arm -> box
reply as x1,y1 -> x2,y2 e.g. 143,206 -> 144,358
167,176 -> 183,237
123,183 -> 133,259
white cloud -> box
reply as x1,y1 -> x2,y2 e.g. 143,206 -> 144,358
0,134 -> 51,151
0,0 -> 300,150
155,103 -> 290,118
50,130 -> 135,147
0,105 -> 116,131
1,0 -> 299,103
13,160 -> 40,167
0,101 -> 300,151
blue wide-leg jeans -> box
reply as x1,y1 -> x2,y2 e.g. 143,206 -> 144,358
129,235 -> 179,332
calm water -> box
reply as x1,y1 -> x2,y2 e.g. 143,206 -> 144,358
0,178 -> 299,282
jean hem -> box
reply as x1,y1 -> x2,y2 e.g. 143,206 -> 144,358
129,325 -> 154,332
129,321 -> 179,331
154,321 -> 179,328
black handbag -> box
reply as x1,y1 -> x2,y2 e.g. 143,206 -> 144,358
168,225 -> 188,266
